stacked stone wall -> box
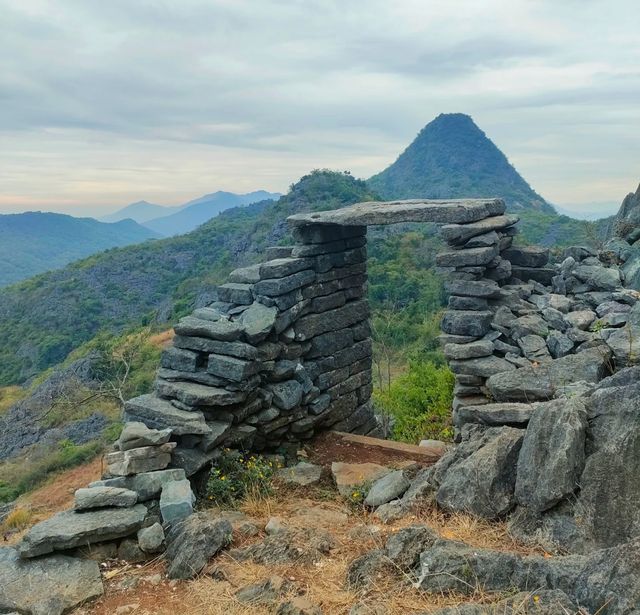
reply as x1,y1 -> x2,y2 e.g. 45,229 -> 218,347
124,221 -> 378,478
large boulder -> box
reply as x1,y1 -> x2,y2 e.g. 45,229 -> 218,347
415,538 -> 586,596
574,536 -> 640,615
486,347 -> 611,402
0,547 -> 103,615
436,426 -> 524,519
605,301 -> 640,366
515,398 -> 587,512
578,380 -> 640,548
164,513 -> 233,579
18,504 -> 147,558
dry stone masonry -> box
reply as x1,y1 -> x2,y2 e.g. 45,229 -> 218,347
7,197 -> 640,615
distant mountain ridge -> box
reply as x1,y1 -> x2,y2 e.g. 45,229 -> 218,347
368,113 -> 555,214
101,201 -> 181,224
102,190 -> 282,236
0,172 -> 372,384
0,212 -> 158,287
144,190 -> 281,236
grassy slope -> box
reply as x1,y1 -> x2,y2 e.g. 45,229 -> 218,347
0,171 -> 377,385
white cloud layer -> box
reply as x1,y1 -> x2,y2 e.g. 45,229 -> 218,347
1,0 -> 639,216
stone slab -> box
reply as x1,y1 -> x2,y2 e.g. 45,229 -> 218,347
288,198 -> 506,227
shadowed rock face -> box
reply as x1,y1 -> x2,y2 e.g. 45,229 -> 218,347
0,547 -> 104,615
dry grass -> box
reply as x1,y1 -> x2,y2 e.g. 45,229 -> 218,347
84,484 -> 540,615
1,506 -> 32,532
148,329 -> 174,348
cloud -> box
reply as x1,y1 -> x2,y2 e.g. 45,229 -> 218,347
0,0 -> 639,214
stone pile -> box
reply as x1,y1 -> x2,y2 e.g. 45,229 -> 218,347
1,421 -> 198,614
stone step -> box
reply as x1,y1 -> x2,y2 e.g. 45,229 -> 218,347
331,431 -> 445,462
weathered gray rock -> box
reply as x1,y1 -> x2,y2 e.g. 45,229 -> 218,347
268,379 -> 303,410
440,214 -> 519,245
90,468 -> 186,501
18,504 -> 147,558
174,315 -> 242,341
160,479 -> 195,524
124,394 -> 210,435
578,381 -> 640,548
161,346 -> 199,371
0,547 -> 103,615
486,347 -> 611,402
172,335 -> 259,359
260,257 -> 314,279
564,309 -> 596,330
288,198 -> 506,227
364,470 -> 410,507
436,427 -> 524,518
165,513 -> 233,579
346,549 -> 391,589
294,300 -> 369,340
445,279 -> 501,298
156,378 -> 246,407
436,245 -> 498,268
171,446 -> 219,477
546,331 -> 574,358
104,442 -> 176,476
116,421 -> 172,451
235,575 -> 291,605
510,314 -> 549,339
604,301 -> 640,366
217,282 -> 254,304
443,340 -> 493,360
205,354 -> 259,383
138,522 -> 165,553
441,310 -> 493,337
574,264 -> 622,291
503,246 -> 549,268
447,295 -> 489,310
253,270 -> 315,297
240,302 -> 279,342
449,354 -> 515,377
574,536 -> 640,615
117,537 -> 147,563
416,538 -> 586,596
517,334 -> 551,362
276,462 -> 323,486
74,486 -> 138,510
455,402 -> 534,427
515,398 -> 587,512
385,524 -> 438,570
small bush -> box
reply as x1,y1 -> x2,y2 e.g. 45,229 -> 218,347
205,451 -> 280,508
2,507 -> 32,531
374,360 -> 455,443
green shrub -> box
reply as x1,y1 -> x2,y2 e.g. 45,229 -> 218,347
374,360 -> 455,443
205,451 -> 280,508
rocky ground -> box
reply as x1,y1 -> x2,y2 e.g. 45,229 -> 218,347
3,436 -> 558,615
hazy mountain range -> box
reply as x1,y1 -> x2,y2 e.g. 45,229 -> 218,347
0,113 -> 625,384
102,190 -> 281,236
0,212 -> 159,287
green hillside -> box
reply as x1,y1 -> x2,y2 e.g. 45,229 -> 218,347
0,171 -> 377,385
368,113 -> 555,214
0,212 -> 159,287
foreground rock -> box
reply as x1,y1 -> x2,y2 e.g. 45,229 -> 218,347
429,590 -> 579,614
164,513 -> 232,579
276,462 -> 323,486
18,504 -> 147,558
331,462 -> 391,497
0,547 -> 103,615
436,427 -> 523,518
74,486 -> 138,510
515,398 -> 587,512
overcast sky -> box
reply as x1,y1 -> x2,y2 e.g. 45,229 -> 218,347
1,0 -> 639,217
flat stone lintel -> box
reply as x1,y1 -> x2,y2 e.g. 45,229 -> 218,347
287,198 -> 506,227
